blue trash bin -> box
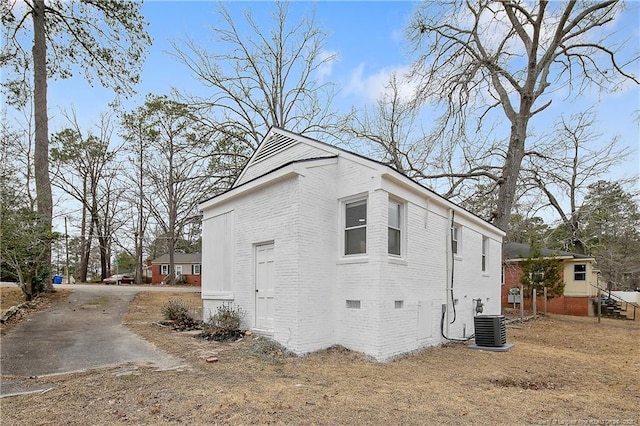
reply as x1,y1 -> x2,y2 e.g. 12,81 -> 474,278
53,275 -> 63,284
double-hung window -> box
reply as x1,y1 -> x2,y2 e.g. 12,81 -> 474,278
574,264 -> 586,281
192,264 -> 201,275
531,270 -> 544,283
388,200 -> 402,256
345,199 -> 367,255
160,264 -> 169,275
451,225 -> 460,255
481,236 -> 488,272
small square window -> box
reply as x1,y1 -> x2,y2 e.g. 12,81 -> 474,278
346,300 -> 361,309
395,300 -> 403,309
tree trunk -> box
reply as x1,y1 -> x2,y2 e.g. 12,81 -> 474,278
79,183 -> 90,282
93,213 -> 109,279
24,275 -> 34,301
494,124 -> 526,232
80,218 -> 94,282
32,0 -> 54,291
168,235 -> 175,286
135,234 -> 143,284
98,236 -> 111,279
136,146 -> 144,284
98,234 -> 109,279
168,146 -> 176,286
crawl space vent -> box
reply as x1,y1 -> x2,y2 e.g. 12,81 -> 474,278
473,315 -> 507,347
254,132 -> 298,162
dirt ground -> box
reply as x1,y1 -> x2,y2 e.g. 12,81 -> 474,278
1,289 -> 639,425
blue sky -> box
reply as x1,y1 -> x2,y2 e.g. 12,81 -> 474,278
49,1 -> 418,118
18,1 -> 640,224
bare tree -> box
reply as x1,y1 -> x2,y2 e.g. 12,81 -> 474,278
121,95 -> 214,285
2,0 -> 151,287
407,0 -> 639,232
341,73 -> 431,175
50,112 -> 122,281
343,71 -> 510,202
522,109 -> 632,254
170,0 -> 340,184
119,110 -> 153,285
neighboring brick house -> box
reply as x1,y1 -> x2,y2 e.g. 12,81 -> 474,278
502,242 -> 601,316
150,253 -> 202,286
199,127 -> 505,361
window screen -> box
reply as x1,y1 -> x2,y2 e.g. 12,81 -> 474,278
345,200 -> 367,255
388,201 -> 401,256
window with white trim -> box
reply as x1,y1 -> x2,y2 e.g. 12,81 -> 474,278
160,264 -> 169,275
345,199 -> 367,255
574,264 -> 586,281
530,270 -> 544,283
388,200 -> 402,256
452,225 -> 460,255
192,264 -> 201,275
482,236 -> 488,272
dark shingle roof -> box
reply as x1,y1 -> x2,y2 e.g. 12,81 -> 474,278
504,242 -> 594,260
151,253 -> 201,264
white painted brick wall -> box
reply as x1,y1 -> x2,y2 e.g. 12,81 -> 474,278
202,176 -> 301,346
293,163 -> 339,353
202,150 -> 504,362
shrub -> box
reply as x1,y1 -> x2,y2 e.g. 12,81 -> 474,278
161,299 -> 199,330
208,302 -> 245,330
249,336 -> 294,361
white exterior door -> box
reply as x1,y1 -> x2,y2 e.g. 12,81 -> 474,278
255,243 -> 275,331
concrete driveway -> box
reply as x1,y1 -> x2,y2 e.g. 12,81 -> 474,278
1,284 -> 199,397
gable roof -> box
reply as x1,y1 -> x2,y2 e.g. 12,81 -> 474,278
504,242 -> 595,261
232,127 -> 371,188
203,127 -> 505,236
151,253 -> 201,264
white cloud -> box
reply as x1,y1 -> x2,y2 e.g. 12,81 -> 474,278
345,63 -> 417,103
316,49 -> 337,83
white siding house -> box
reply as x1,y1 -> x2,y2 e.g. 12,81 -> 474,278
199,127 -> 505,361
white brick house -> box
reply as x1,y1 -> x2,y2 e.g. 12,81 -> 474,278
199,127 -> 505,361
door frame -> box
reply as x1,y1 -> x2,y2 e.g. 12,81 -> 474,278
254,241 -> 275,333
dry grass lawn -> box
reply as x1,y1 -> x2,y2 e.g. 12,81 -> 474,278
1,290 -> 639,425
